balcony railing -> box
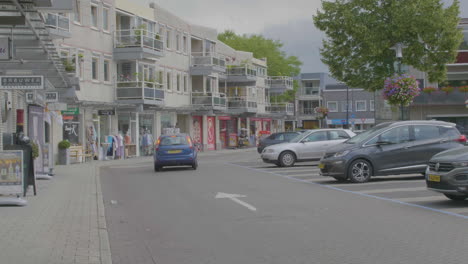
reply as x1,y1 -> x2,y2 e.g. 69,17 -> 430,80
299,86 -> 320,96
267,103 -> 295,115
44,13 -> 70,32
299,108 -> 320,115
191,52 -> 226,68
228,96 -> 258,110
116,80 -> 165,102
114,29 -> 164,52
227,66 -> 257,77
191,92 -> 227,108
268,76 -> 293,89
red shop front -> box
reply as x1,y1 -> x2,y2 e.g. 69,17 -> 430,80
219,116 -> 238,148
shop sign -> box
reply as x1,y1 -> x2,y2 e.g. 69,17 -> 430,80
262,118 -> 272,122
250,117 -> 262,121
47,103 -> 67,111
0,76 -> 44,90
228,133 -> 238,148
98,109 -> 115,116
45,92 -> 58,103
218,116 -> 231,121
0,151 -> 23,196
61,107 -> 79,115
0,38 -> 10,60
26,92 -> 35,103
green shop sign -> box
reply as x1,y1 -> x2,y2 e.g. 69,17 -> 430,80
61,107 -> 79,115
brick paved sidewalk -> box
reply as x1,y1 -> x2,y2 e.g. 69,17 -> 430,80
0,159 -> 125,264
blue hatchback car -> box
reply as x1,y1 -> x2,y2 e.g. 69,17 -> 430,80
153,134 -> 198,171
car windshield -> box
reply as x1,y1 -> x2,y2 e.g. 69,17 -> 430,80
159,136 -> 188,146
345,124 -> 391,144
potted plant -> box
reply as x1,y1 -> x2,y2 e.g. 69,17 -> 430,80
382,74 -> 420,107
458,86 -> 468,93
314,106 -> 329,119
58,140 -> 71,165
31,142 -> 39,160
440,86 -> 454,94
422,87 -> 437,94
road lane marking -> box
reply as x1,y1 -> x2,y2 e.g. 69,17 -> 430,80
398,196 -> 444,202
215,192 -> 257,211
359,187 -> 427,194
327,179 -> 424,187
228,163 -> 468,221
444,207 -> 468,214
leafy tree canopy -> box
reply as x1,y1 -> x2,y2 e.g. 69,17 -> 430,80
218,30 -> 302,102
313,0 -> 463,91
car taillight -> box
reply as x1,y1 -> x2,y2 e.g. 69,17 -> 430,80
187,136 -> 193,149
155,138 -> 161,151
456,135 -> 467,143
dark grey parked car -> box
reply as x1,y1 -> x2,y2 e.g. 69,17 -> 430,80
319,120 -> 466,183
257,132 -> 301,153
426,147 -> 468,201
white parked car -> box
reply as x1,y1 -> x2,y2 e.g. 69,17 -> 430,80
261,129 -> 356,167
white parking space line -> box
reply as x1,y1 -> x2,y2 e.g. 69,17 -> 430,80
444,207 -> 468,214
359,187 -> 428,194
397,196 -> 445,203
327,179 -> 424,187
275,170 -> 320,175
108,164 -> 152,169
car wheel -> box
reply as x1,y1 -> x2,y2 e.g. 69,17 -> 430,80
192,160 -> 198,170
348,159 -> 372,183
333,177 -> 348,182
278,151 -> 296,167
444,194 -> 468,201
154,164 -> 161,172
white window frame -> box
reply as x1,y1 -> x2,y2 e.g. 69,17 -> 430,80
369,100 -> 375,111
74,0 -> 81,24
175,32 -> 181,52
176,73 -> 181,92
327,101 -> 338,112
166,28 -> 172,50
102,6 -> 110,32
103,59 -> 110,83
341,101 -> 352,112
183,75 -> 188,93
355,100 -> 367,112
183,35 -> 188,54
166,71 -> 172,91
91,56 -> 99,81
90,4 -> 99,29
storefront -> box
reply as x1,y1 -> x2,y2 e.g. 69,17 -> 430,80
192,116 -> 203,146
117,112 -> 138,157
218,116 -> 237,148
206,116 -> 216,150
28,105 -> 46,176
139,113 -> 154,156
62,107 -> 80,145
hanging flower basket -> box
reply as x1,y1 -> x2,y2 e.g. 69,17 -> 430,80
422,87 -> 437,94
314,106 -> 329,119
382,74 -> 420,106
440,86 -> 454,94
458,86 -> 468,93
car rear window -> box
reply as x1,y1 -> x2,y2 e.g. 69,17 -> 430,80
160,136 -> 188,146
414,125 -> 440,140
439,126 -> 460,138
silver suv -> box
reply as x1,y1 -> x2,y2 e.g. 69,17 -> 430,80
320,121 -> 465,183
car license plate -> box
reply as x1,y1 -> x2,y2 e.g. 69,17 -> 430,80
168,150 -> 182,154
318,163 -> 325,169
428,174 -> 441,182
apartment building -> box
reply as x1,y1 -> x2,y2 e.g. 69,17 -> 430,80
323,84 -> 376,131
409,18 -> 468,134
0,0 -> 296,166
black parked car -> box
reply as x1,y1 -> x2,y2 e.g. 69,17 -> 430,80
257,132 -> 301,153
426,147 -> 468,201
320,120 -> 466,183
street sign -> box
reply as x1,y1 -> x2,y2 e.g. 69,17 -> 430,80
61,107 -> 79,115
0,76 -> 44,90
98,109 -> 115,116
45,92 -> 58,103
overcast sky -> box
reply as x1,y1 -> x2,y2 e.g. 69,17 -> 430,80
144,0 -> 468,73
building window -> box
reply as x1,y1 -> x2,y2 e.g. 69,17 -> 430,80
369,100 -> 375,111
327,101 -> 338,112
102,7 -> 109,31
341,101 -> 352,112
166,72 -> 171,90
91,5 -> 98,28
92,57 -> 98,80
355,100 -> 367,111
74,0 -> 81,23
176,34 -> 180,51
158,70 -> 163,85
166,29 -> 171,49
183,35 -> 187,53
103,59 -> 110,82
176,73 -> 181,92
184,75 -> 188,92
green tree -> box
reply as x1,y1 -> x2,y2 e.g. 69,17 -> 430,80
313,0 -> 463,91
218,30 -> 302,102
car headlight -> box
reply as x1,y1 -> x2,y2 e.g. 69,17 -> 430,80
265,149 -> 275,153
453,161 -> 468,168
334,150 -> 350,158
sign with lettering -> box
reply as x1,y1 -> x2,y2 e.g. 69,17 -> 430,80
45,92 -> 58,103
0,150 -> 24,196
0,38 -> 10,60
61,107 -> 79,115
0,76 -> 44,90
26,92 -> 35,103
98,109 -> 115,116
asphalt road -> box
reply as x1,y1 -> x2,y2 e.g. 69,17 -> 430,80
100,149 -> 468,264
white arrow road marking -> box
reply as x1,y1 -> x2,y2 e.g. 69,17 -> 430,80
215,192 -> 257,211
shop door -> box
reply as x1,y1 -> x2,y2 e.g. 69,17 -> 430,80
220,120 -> 228,148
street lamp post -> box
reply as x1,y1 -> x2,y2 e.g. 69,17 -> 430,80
346,85 -> 349,129
393,43 -> 405,120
